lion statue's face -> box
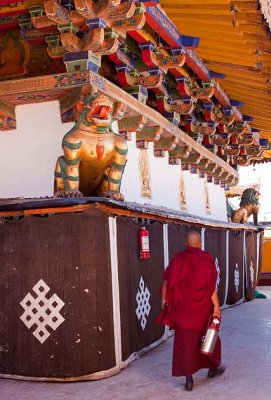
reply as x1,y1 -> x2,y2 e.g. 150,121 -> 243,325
77,94 -> 114,128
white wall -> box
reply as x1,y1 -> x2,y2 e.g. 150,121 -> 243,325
0,101 -> 73,198
121,137 -> 228,221
0,101 -> 228,221
121,139 -> 180,210
207,180 -> 228,221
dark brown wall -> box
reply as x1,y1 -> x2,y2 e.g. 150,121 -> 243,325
117,218 -> 165,362
226,231 -> 244,305
205,229 -> 227,306
0,208 -> 115,378
0,206 -> 261,379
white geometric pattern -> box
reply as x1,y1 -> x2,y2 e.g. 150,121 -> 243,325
234,263 -> 240,293
20,279 -> 65,344
135,277 -> 151,330
215,257 -> 220,290
250,261 -> 254,285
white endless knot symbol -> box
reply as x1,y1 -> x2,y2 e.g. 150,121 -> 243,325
215,257 -> 220,290
234,263 -> 240,293
135,277 -> 151,330
20,279 -> 65,344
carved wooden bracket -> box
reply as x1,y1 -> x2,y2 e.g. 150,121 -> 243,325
154,136 -> 179,152
231,134 -> 254,146
136,126 -> 162,142
118,115 -> 147,132
211,134 -> 230,146
185,118 -> 217,135
140,42 -> 185,73
156,94 -> 194,115
168,145 -> 191,160
224,146 -> 240,156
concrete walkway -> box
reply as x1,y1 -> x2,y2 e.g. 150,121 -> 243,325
1,291 -> 271,400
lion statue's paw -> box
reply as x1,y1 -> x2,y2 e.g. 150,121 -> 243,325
55,190 -> 83,198
100,191 -> 124,201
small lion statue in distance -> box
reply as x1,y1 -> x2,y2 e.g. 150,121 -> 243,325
54,91 -> 127,200
231,188 -> 260,225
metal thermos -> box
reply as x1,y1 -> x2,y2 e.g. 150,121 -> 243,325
201,317 -> 220,356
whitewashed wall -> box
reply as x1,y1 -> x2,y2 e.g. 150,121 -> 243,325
122,138 -> 228,221
0,101 -> 228,221
0,101 -> 73,198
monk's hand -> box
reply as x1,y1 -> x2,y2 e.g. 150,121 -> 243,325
161,299 -> 167,310
213,306 -> 221,319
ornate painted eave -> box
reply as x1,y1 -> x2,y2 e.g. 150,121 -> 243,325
0,0 -> 269,175
0,70 -> 239,185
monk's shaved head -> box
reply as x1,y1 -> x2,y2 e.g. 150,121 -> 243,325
186,230 -> 202,249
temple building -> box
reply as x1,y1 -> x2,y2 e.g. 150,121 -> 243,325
0,0 -> 266,381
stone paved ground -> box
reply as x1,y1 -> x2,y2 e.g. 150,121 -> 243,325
1,289 -> 271,400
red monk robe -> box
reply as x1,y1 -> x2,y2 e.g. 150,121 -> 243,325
157,246 -> 221,377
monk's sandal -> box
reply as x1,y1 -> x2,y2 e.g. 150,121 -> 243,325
208,365 -> 226,378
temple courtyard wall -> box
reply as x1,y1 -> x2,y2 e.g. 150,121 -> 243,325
0,202 -> 262,381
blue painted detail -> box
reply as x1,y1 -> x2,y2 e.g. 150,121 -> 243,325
139,41 -> 155,51
222,134 -> 228,139
185,116 -> 196,122
259,139 -> 269,148
182,96 -> 193,104
115,64 -> 132,73
209,71 -> 225,79
203,102 -> 213,110
86,18 -> 107,29
190,167 -> 198,174
64,51 -> 89,61
243,115 -> 254,122
175,76 -> 188,83
146,5 -> 183,46
148,67 -> 163,75
181,35 -> 200,48
223,106 -> 232,116
251,128 -> 261,133
230,99 -> 243,107
171,47 -> 185,56
140,0 -> 159,3
87,61 -> 100,73
208,121 -> 216,127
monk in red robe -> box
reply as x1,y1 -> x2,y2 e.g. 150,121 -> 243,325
157,231 -> 225,391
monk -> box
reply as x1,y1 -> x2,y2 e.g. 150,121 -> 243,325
157,231 -> 225,391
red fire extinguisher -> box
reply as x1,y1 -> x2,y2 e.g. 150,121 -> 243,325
200,316 -> 220,356
139,226 -> 150,259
